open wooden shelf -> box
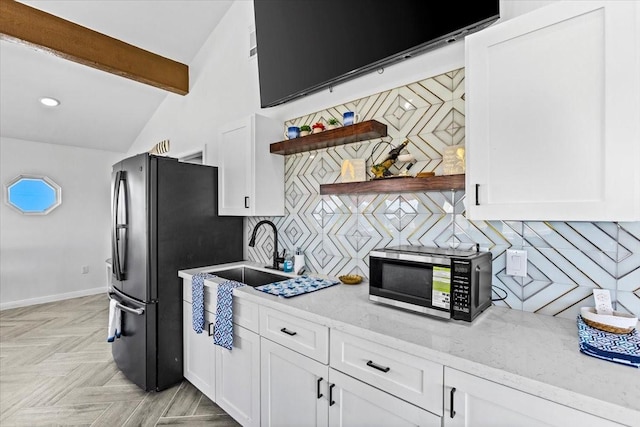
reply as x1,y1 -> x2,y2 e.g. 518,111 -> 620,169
270,120 -> 387,155
319,174 -> 465,195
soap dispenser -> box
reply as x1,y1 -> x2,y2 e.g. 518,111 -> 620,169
294,247 -> 305,275
283,250 -> 294,273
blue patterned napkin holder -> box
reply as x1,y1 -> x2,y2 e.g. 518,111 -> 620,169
256,275 -> 340,298
577,315 -> 640,368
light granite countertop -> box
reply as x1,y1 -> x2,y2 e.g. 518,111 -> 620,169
179,261 -> 640,426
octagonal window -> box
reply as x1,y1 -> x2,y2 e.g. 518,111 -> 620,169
5,175 -> 61,215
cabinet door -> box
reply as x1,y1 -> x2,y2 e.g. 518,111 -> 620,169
218,116 -> 252,216
182,301 -> 215,401
465,1 -> 640,221
328,368 -> 440,427
261,337 -> 328,427
215,325 -> 260,427
444,368 -> 623,427
218,114 -> 284,216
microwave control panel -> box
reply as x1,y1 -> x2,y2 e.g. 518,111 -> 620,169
451,260 -> 472,317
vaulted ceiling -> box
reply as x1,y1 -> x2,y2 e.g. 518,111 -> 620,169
0,0 -> 234,153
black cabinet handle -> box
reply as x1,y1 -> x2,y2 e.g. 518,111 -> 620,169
317,377 -> 323,399
280,327 -> 297,336
208,322 -> 215,337
366,360 -> 390,373
475,184 -> 480,206
329,383 -> 335,406
244,196 -> 250,208
450,387 -> 457,418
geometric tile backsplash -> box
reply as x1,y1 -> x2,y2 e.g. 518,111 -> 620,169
246,68 -> 640,319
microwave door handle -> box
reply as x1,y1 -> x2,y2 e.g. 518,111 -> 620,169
474,265 -> 481,308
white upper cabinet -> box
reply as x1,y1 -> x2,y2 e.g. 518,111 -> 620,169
465,1 -> 640,221
218,114 -> 284,216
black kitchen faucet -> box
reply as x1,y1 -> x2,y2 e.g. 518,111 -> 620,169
248,220 -> 284,270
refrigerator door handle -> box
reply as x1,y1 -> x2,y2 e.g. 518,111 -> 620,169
109,293 -> 145,316
116,302 -> 144,316
112,171 -> 129,281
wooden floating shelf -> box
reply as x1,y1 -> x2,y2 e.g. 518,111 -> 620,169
319,174 -> 465,195
270,120 -> 387,155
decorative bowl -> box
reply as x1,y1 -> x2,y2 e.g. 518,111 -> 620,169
338,274 -> 363,285
580,307 -> 638,334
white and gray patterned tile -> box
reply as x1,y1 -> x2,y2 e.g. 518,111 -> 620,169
252,67 -> 640,318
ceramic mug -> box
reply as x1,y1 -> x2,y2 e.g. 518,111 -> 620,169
285,126 -> 300,139
343,111 -> 359,126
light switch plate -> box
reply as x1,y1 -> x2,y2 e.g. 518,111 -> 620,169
506,249 -> 527,277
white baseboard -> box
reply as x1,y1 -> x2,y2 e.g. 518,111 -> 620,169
0,287 -> 107,311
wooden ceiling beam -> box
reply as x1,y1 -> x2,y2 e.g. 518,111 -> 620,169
0,0 -> 189,95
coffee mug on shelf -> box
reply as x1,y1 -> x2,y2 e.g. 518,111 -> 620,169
343,111 -> 359,126
286,126 -> 300,139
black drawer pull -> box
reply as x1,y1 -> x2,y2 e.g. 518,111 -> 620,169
280,327 -> 297,336
329,383 -> 335,406
208,322 -> 215,337
450,387 -> 457,418
366,360 -> 390,373
317,377 -> 323,399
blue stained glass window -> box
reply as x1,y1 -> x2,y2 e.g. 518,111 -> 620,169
5,175 -> 61,215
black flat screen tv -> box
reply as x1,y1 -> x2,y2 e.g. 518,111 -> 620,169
253,0 -> 499,108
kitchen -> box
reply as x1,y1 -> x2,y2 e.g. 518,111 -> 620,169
1,0 -> 639,426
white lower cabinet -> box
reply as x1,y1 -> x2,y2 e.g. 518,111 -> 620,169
215,325 -> 261,427
328,368 -> 440,427
183,296 -> 260,427
181,279 -> 629,427
260,337 -> 329,427
443,367 -> 623,427
182,301 -> 215,401
260,329 -> 441,427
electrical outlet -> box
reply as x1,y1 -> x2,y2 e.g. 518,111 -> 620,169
81,265 -> 89,274
506,249 -> 527,277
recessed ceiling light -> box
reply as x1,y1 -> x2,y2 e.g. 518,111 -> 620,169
40,97 -> 60,107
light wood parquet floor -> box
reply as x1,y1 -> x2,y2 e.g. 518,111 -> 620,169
0,294 -> 240,426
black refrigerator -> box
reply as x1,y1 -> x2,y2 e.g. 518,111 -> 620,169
109,153 -> 243,391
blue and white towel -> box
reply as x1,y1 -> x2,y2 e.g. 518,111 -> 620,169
192,272 -> 217,334
255,276 -> 340,298
213,280 -> 244,350
577,315 -> 640,368
107,298 -> 121,342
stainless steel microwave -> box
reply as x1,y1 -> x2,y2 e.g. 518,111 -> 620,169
369,245 -> 493,322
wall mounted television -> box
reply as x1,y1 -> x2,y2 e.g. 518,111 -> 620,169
253,1 -> 500,108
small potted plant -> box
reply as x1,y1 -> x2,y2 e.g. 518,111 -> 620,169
327,117 -> 340,130
312,122 -> 325,134
299,125 -> 312,137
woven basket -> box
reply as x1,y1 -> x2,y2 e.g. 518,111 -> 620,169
582,317 -> 635,334
580,307 -> 638,334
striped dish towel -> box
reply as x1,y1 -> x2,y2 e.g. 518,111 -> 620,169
192,272 -> 217,334
213,280 -> 244,350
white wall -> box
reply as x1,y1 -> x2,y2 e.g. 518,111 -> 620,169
127,0 -> 555,162
0,137 -> 121,309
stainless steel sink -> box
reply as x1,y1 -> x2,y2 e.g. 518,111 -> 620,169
209,265 -> 291,287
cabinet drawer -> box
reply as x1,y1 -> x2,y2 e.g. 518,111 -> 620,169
259,306 -> 329,364
330,329 -> 443,415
